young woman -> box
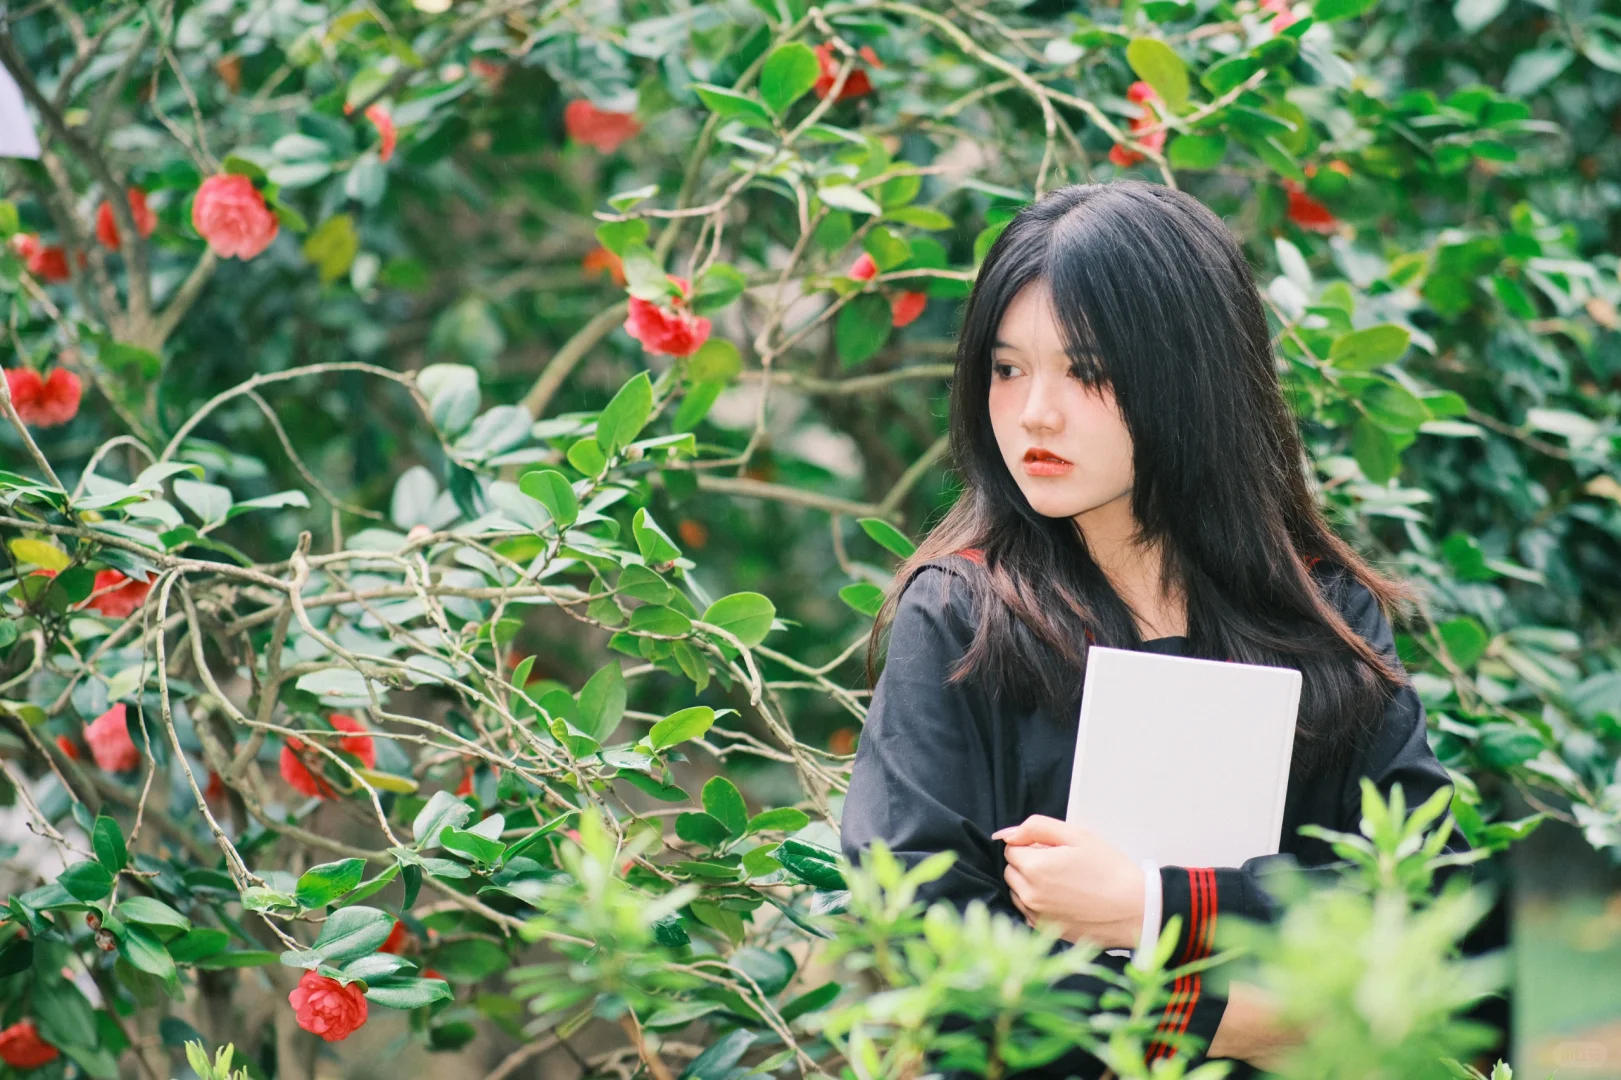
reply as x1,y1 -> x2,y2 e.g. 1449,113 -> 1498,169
837,180 -> 1466,1077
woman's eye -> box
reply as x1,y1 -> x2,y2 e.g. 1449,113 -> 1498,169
993,363 -> 1017,379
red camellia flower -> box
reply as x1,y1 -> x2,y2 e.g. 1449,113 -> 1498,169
4,367 -> 82,428
1109,81 -> 1167,168
56,734 -> 82,761
1282,178 -> 1339,234
812,43 -> 880,101
563,100 -> 641,153
279,714 -> 377,799
86,570 -> 151,619
192,173 -> 279,260
95,188 -> 157,250
204,770 -> 226,804
378,919 -> 410,955
582,246 -> 627,286
1260,0 -> 1300,32
365,104 -> 397,163
623,275 -> 711,358
10,234 -> 71,283
288,970 -> 368,1042
890,291 -> 927,327
0,1020 -> 59,1069
455,766 -> 475,797
849,252 -> 878,281
85,703 -> 140,773
470,58 -> 506,89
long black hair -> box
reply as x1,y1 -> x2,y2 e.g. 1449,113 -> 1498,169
866,179 -> 1415,776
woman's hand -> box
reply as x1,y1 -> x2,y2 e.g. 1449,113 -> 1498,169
991,814 -> 1144,951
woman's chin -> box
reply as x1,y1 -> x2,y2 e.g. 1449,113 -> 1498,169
1021,489 -> 1088,519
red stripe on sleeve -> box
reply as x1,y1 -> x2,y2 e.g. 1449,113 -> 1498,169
955,547 -> 985,564
1146,868 -> 1207,1061
1151,868 -> 1222,1061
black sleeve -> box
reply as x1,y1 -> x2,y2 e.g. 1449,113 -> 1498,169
838,562 -> 1021,923
839,562 -> 1116,1080
1147,574 -> 1472,1066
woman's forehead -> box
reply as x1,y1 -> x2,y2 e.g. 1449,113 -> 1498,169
995,283 -> 1084,359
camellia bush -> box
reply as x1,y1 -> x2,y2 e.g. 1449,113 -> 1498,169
0,0 -> 1617,1076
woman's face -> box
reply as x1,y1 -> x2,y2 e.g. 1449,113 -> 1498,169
987,281 -> 1135,529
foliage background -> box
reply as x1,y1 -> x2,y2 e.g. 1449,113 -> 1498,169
1,0 -> 1620,1076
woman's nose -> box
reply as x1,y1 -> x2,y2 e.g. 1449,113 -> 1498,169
1020,378 -> 1065,433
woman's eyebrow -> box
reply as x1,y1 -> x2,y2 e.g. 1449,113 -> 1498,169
991,338 -> 1020,351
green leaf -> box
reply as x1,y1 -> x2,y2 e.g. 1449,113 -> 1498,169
746,807 -> 810,834
114,897 -> 190,933
303,214 -> 360,283
425,937 -> 509,979
1126,38 -> 1190,113
1362,381 -> 1431,431
775,838 -> 847,890
1329,325 -> 1411,371
577,660 -> 627,743
225,490 -> 311,520
223,154 -> 266,180
617,770 -> 690,801
628,605 -> 692,636
568,437 -> 608,476
1314,0 -> 1380,20
607,184 -> 658,212
691,83 -> 773,127
857,517 -> 916,558
633,508 -> 682,563
1248,134 -> 1305,182
692,263 -> 747,315
819,184 -> 883,217
10,538 -> 70,571
1200,55 -> 1259,96
687,339 -> 741,384
676,811 -> 732,849
309,905 -> 395,963
862,226 -> 912,272
780,980 -> 841,1022
414,790 -> 473,847
60,860 -> 114,902
295,858 -> 367,909
440,826 -> 507,866
1351,417 -> 1399,483
649,706 -> 716,750
92,816 -> 127,873
119,924 -> 177,986
836,293 -> 893,367
365,977 -> 453,1010
518,469 -> 579,529
1438,617 -> 1489,669
702,776 -> 749,837
166,928 -> 229,963
885,206 -> 954,230
595,219 -> 649,255
701,592 -> 776,648
596,371 -> 654,456
1167,133 -> 1227,169
760,43 -> 820,114
839,582 -> 884,617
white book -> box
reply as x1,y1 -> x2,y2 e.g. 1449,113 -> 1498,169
0,67 -> 41,160
1064,646 -> 1302,869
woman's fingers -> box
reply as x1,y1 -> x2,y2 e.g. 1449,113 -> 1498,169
993,814 -> 1078,847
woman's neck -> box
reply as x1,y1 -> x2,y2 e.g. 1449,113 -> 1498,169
1074,498 -> 1187,639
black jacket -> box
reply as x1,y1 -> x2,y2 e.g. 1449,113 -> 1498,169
838,551 -> 1465,1077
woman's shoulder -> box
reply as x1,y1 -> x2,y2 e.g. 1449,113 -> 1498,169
891,549 -> 985,630
1309,557 -> 1398,657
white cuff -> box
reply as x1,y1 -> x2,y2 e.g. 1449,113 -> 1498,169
1134,858 -> 1161,965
